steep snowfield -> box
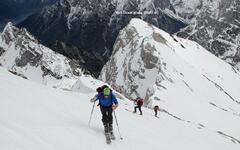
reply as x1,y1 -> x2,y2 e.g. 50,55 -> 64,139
100,18 -> 240,146
1,65 -> 240,149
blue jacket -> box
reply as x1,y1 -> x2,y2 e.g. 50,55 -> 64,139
96,93 -> 118,107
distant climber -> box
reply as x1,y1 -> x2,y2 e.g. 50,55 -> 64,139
153,105 -> 160,117
90,85 -> 118,144
133,97 -> 144,115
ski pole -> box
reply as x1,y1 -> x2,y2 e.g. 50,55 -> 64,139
113,111 -> 123,140
88,101 -> 96,127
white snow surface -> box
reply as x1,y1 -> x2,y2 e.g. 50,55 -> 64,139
1,66 -> 240,150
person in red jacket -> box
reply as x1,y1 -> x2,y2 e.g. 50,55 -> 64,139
153,105 -> 160,117
133,97 -> 144,115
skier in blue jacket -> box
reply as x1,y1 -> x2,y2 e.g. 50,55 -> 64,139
91,86 -> 118,139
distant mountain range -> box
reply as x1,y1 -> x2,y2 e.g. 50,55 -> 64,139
18,0 -> 187,76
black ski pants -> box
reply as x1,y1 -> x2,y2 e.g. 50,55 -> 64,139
100,105 -> 113,125
134,105 -> 142,115
154,110 -> 158,116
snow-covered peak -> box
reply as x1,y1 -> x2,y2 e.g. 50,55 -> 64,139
0,23 -> 83,89
2,22 -> 15,33
102,17 -> 240,104
1,22 -> 37,45
100,19 -> 240,147
2,22 -> 18,41
126,18 -> 154,37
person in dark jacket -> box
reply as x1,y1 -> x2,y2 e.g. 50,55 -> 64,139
90,86 -> 118,137
153,105 -> 160,117
133,97 -> 144,115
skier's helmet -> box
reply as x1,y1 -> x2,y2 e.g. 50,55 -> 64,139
103,87 -> 111,96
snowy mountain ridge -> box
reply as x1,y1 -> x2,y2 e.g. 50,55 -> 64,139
0,23 -> 83,89
101,18 -> 240,104
100,18 -> 240,147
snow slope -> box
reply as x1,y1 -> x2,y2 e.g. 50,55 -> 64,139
1,65 -> 240,149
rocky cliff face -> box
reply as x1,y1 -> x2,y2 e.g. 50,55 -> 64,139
18,0 -> 187,75
171,0 -> 240,70
0,23 -> 83,89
